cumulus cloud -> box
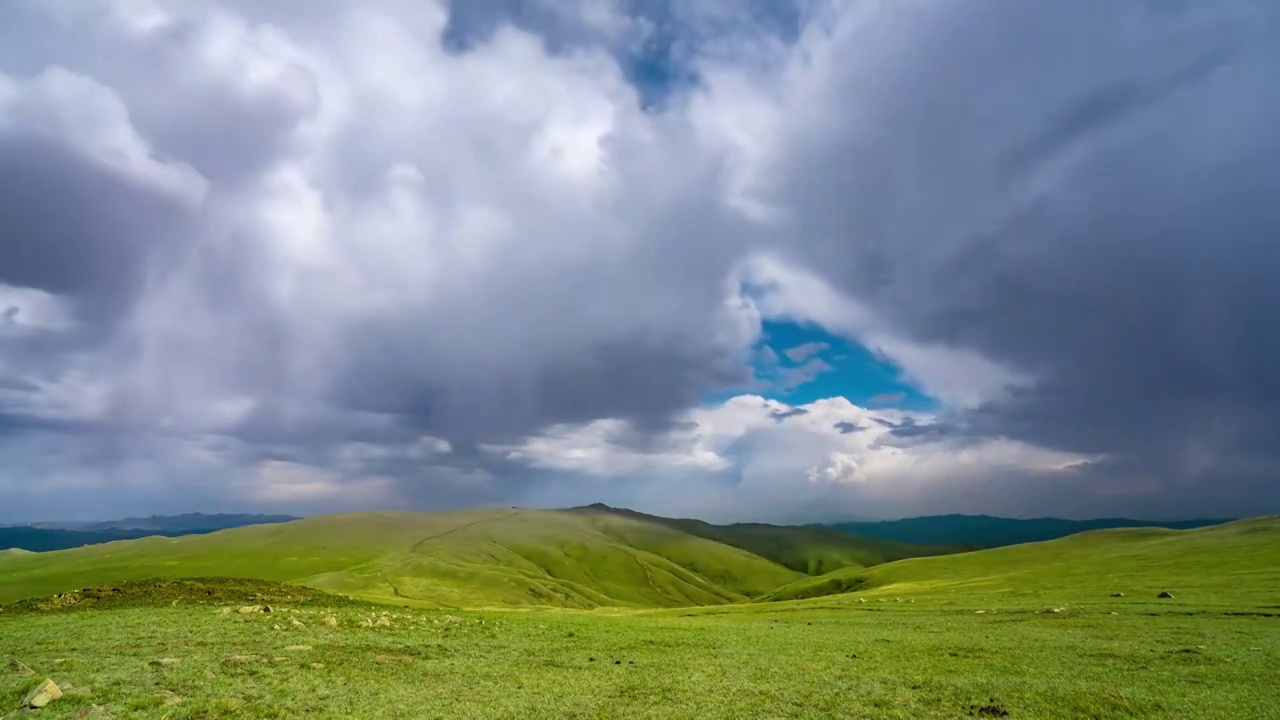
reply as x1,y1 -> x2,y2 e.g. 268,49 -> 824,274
0,0 -> 1276,522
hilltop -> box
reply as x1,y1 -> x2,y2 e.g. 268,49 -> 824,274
0,507 -> 942,608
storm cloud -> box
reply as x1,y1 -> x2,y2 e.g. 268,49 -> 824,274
0,0 -> 1277,523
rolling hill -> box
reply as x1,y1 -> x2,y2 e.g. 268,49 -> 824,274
0,507 -> 940,608
568,504 -> 959,574
760,516 -> 1280,606
828,514 -> 1231,549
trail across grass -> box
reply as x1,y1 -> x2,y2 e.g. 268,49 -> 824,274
2,581 -> 1277,719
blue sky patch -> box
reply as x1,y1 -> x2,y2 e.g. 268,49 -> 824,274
707,320 -> 938,411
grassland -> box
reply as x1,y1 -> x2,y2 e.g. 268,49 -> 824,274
1,513 -> 1278,718
0,507 -> 948,609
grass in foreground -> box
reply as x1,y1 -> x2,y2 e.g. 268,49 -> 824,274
2,579 -> 1278,719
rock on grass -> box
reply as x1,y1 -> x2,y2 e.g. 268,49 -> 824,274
24,678 -> 62,708
8,659 -> 34,676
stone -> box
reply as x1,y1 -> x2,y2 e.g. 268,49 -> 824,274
1157,591 -> 1174,599
323,615 -> 338,627
154,690 -> 182,706
263,605 -> 275,613
150,658 -> 181,667
975,610 -> 987,614
272,624 -> 283,630
374,616 -> 391,627
218,607 -> 232,614
310,662 -> 326,669
290,617 -> 305,628
285,645 -> 312,652
8,659 -> 34,675
238,605 -> 261,614
1110,593 -> 1124,598
77,705 -> 114,718
857,598 -> 866,604
24,678 -> 62,709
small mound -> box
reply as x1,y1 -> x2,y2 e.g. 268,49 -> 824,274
0,577 -> 365,613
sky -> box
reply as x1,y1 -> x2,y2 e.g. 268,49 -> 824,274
1,0 -> 1278,524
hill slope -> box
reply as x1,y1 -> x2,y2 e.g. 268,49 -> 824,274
0,509 -> 822,608
569,504 -> 958,574
829,514 -> 1230,549
762,517 -> 1280,606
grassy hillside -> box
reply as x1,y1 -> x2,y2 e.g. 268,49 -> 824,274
0,509 -> 817,609
571,504 -> 957,574
829,514 -> 1230,549
0,507 -> 955,609
761,517 -> 1280,606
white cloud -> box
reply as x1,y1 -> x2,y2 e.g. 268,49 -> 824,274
499,393 -> 1094,517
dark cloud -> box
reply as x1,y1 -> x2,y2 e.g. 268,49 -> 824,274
1,0 -> 1277,522
771,0 -> 1280,513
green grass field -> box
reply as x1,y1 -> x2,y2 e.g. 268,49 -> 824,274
2,512 -> 1278,718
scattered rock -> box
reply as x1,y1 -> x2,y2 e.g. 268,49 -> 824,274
77,704 -> 113,718
1110,593 -> 1124,598
150,658 -> 181,667
65,686 -> 93,697
1110,612 -> 1120,616
285,645 -> 312,652
238,606 -> 261,614
1157,591 -> 1174,599
223,655 -> 259,666
359,619 -> 373,628
263,605 -> 275,613
273,624 -> 283,630
374,616 -> 391,627
24,678 -> 62,709
309,663 -> 326,670
323,615 -> 338,627
290,617 -> 305,628
858,598 -> 866,604
218,607 -> 232,614
8,659 -> 34,676
975,610 -> 987,614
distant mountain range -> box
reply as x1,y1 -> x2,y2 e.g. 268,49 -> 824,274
2,509 -> 1235,554
0,513 -> 299,552
828,514 -> 1231,549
